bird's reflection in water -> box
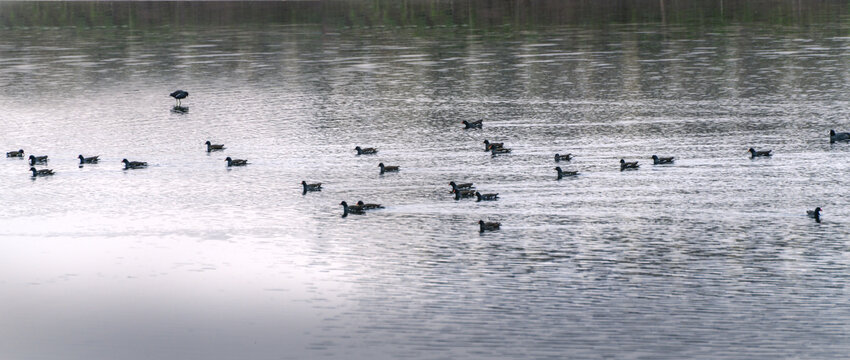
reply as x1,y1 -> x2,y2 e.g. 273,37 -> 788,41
171,106 -> 189,114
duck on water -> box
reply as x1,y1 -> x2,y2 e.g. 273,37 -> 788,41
29,167 -> 54,177
340,201 -> 365,217
122,159 -> 147,169
479,220 -> 500,233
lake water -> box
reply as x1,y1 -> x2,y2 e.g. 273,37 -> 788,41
2,2 -> 850,359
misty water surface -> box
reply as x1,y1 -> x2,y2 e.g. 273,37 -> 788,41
1,2 -> 850,359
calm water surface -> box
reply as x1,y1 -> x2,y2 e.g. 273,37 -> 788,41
2,12 -> 850,360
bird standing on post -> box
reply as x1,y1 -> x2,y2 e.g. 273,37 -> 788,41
170,90 -> 188,106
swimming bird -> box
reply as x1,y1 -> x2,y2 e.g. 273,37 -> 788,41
225,157 -> 248,167
355,146 -> 377,155
6,149 -> 23,158
554,153 -> 572,162
555,166 -> 579,179
490,147 -> 511,155
454,189 -> 476,200
475,192 -> 499,201
122,159 -> 147,169
462,120 -> 483,129
28,155 -> 48,166
652,155 -> 674,165
29,167 -> 54,177
379,163 -> 399,174
449,181 -> 475,193
340,201 -> 365,217
748,148 -> 772,158
479,220 -> 500,233
170,90 -> 188,106
301,181 -> 322,193
830,130 -> 850,143
483,140 -> 503,151
78,155 -> 99,164
620,159 -> 639,171
205,141 -> 225,152
356,201 -> 384,210
807,207 -> 822,223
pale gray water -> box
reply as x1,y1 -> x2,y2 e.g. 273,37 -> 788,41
2,15 -> 850,360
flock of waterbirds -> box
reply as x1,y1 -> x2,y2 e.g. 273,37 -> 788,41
8,90 -> 845,230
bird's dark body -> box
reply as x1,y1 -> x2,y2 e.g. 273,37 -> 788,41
29,167 -> 54,177
479,220 -> 500,232
170,90 -> 188,99
463,120 -> 483,129
449,181 -> 475,193
356,201 -> 384,210
652,155 -> 674,165
205,141 -> 225,152
620,159 -> 639,171
555,167 -> 579,179
340,201 -> 365,217
454,189 -> 476,200
355,146 -> 377,155
554,153 -> 572,162
28,155 -> 48,165
379,163 -> 399,174
79,155 -> 99,164
122,159 -> 147,169
748,148 -> 772,158
475,192 -> 499,201
483,140 -> 503,151
302,181 -> 322,192
170,90 -> 188,106
830,130 -> 850,143
225,157 -> 248,167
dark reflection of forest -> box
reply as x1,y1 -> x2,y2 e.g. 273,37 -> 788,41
0,0 -> 846,29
